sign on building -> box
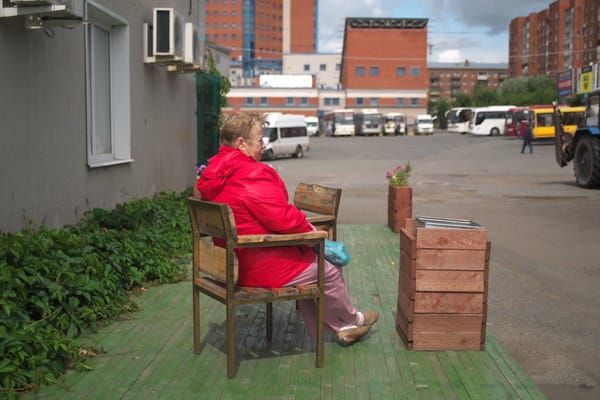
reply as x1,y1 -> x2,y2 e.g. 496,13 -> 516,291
577,65 -> 594,94
259,75 -> 313,88
557,69 -> 573,97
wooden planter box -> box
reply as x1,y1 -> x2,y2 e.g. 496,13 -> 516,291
396,218 -> 491,350
388,185 -> 412,233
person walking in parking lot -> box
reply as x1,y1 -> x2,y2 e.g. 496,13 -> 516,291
521,121 -> 533,154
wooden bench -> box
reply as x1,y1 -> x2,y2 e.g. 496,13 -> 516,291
294,182 -> 342,240
187,198 -> 328,378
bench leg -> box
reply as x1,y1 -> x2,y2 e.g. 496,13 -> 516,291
316,295 -> 324,368
193,286 -> 201,354
226,303 -> 236,378
266,302 -> 273,342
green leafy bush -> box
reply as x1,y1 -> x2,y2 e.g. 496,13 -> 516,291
0,190 -> 191,396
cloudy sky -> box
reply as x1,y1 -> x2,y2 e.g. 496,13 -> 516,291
318,0 -> 550,63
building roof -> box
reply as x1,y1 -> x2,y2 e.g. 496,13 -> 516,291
428,61 -> 508,70
345,17 -> 428,29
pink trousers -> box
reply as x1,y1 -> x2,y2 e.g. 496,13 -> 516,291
285,257 -> 358,337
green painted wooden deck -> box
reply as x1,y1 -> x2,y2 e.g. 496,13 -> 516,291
28,225 -> 546,400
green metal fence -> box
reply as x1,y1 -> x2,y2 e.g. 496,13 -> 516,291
196,72 -> 222,166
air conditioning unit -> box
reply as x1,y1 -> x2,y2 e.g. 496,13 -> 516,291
10,0 -> 81,12
183,22 -> 194,63
153,8 -> 185,57
2,0 -> 83,21
10,0 -> 53,4
151,8 -> 188,59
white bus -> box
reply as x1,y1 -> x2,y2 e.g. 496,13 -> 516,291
354,108 -> 384,136
262,113 -> 309,160
384,113 -> 407,136
305,116 -> 319,136
446,107 -> 472,134
468,105 -> 517,136
322,109 -> 355,136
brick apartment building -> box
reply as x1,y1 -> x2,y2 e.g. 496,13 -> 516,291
428,61 -> 509,103
205,0 -> 317,82
509,0 -> 599,77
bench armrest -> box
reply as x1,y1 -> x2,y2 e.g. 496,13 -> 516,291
237,230 -> 327,247
305,214 -> 335,224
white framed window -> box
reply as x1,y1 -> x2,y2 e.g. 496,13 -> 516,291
85,1 -> 131,167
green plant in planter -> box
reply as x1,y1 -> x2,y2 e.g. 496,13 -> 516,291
386,162 -> 412,187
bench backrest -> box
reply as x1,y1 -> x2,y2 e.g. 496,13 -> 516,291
294,182 -> 342,217
187,198 -> 239,283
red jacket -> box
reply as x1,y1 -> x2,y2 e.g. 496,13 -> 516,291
196,146 -> 314,288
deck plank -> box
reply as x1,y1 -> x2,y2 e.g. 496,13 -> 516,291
25,224 -> 546,400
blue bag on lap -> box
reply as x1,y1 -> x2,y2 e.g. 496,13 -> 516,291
323,238 -> 351,266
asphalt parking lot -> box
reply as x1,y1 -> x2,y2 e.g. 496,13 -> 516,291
271,132 -> 600,400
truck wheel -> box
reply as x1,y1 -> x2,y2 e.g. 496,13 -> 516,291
574,135 -> 600,188
292,146 -> 304,159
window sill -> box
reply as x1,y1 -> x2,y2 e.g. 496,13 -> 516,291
88,158 -> 134,168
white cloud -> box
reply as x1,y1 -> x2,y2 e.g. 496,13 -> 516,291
318,0 -> 551,63
422,0 -> 549,34
318,0 -> 387,53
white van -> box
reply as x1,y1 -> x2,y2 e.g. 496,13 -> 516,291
414,114 -> 434,135
262,113 -> 310,160
305,116 -> 319,136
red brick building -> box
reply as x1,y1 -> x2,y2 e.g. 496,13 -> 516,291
340,18 -> 429,111
205,0 -> 316,78
225,17 -> 430,121
428,61 -> 509,103
287,0 -> 317,53
509,0 -> 599,77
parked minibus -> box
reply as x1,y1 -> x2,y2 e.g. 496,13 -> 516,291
354,109 -> 384,136
414,114 -> 434,135
529,106 -> 585,139
384,113 -> 407,135
262,113 -> 310,160
322,109 -> 355,136
504,106 -> 530,137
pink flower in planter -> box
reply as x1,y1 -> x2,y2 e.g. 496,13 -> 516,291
386,162 -> 412,187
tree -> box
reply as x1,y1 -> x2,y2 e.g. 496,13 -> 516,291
497,75 -> 557,105
473,86 -> 499,106
565,94 -> 585,106
205,49 -> 231,108
453,93 -> 473,107
433,97 -> 451,129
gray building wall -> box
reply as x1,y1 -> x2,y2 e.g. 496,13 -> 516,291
1,0 -> 202,232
